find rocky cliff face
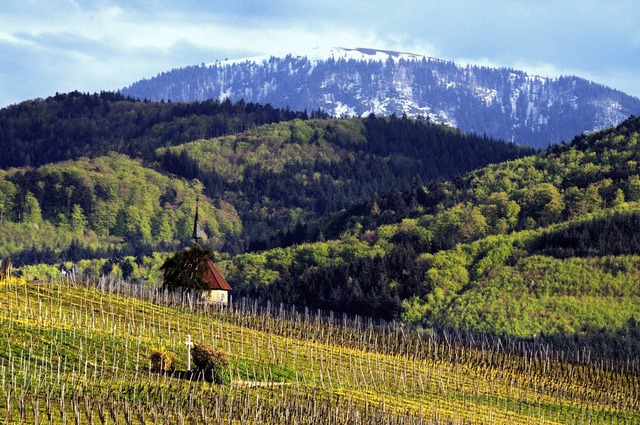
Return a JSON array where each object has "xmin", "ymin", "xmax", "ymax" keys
[{"xmin": 121, "ymin": 48, "xmax": 640, "ymax": 148}]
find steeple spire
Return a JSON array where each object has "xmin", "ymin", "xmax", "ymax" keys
[{"xmin": 192, "ymin": 196, "xmax": 201, "ymax": 244}]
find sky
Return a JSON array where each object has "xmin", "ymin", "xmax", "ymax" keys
[{"xmin": 1, "ymin": 0, "xmax": 639, "ymax": 108}]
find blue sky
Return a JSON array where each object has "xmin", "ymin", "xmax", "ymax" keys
[{"xmin": 1, "ymin": 0, "xmax": 638, "ymax": 108}]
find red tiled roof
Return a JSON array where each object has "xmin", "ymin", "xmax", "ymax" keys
[
  {"xmin": 193, "ymin": 244, "xmax": 232, "ymax": 291},
  {"xmin": 201, "ymin": 257, "xmax": 232, "ymax": 291}
]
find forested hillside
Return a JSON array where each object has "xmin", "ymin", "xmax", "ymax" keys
[
  {"xmin": 218, "ymin": 116, "xmax": 640, "ymax": 355},
  {"xmin": 4, "ymin": 92, "xmax": 639, "ymax": 353},
  {"xmin": 159, "ymin": 115, "xmax": 531, "ymax": 246},
  {"xmin": 0, "ymin": 91, "xmax": 310, "ymax": 168},
  {"xmin": 0, "ymin": 153, "xmax": 240, "ymax": 265},
  {"xmin": 0, "ymin": 95, "xmax": 532, "ymax": 262}
]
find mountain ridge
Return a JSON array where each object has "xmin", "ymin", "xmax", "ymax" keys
[{"xmin": 121, "ymin": 47, "xmax": 640, "ymax": 148}]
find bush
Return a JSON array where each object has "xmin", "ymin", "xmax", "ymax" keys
[
  {"xmin": 191, "ymin": 343, "xmax": 230, "ymax": 384},
  {"xmin": 149, "ymin": 348, "xmax": 176, "ymax": 372}
]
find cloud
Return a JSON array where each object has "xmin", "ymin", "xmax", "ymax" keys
[{"xmin": 0, "ymin": 0, "xmax": 638, "ymax": 107}]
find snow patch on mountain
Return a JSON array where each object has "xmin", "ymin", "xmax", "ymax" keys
[
  {"xmin": 214, "ymin": 47, "xmax": 426, "ymax": 68},
  {"xmin": 122, "ymin": 48, "xmax": 640, "ymax": 148}
]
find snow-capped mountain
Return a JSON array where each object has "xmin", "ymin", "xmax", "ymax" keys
[{"xmin": 121, "ymin": 47, "xmax": 640, "ymax": 148}]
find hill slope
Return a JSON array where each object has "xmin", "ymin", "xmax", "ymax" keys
[
  {"xmin": 0, "ymin": 153, "xmax": 241, "ymax": 264},
  {"xmin": 0, "ymin": 103, "xmax": 533, "ymax": 260},
  {"xmin": 121, "ymin": 47, "xmax": 640, "ymax": 148},
  {"xmin": 0, "ymin": 91, "xmax": 308, "ymax": 169},
  {"xmin": 218, "ymin": 116, "xmax": 640, "ymax": 352},
  {"xmin": 4, "ymin": 92, "xmax": 640, "ymax": 353},
  {"xmin": 159, "ymin": 116, "xmax": 532, "ymax": 247},
  {"xmin": 0, "ymin": 278, "xmax": 637, "ymax": 423}
]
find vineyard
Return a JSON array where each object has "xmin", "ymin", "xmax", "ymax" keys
[{"xmin": 0, "ymin": 277, "xmax": 638, "ymax": 424}]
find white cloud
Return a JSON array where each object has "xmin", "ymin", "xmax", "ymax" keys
[
  {"xmin": 0, "ymin": 31, "xmax": 34, "ymax": 45},
  {"xmin": 0, "ymin": 0, "xmax": 638, "ymax": 107}
]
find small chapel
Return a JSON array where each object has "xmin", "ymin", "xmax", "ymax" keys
[{"xmin": 160, "ymin": 198, "xmax": 232, "ymax": 305}]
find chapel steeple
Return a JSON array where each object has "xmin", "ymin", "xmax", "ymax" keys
[{"xmin": 192, "ymin": 196, "xmax": 201, "ymax": 244}]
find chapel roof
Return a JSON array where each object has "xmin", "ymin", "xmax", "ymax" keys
[{"xmin": 192, "ymin": 243, "xmax": 232, "ymax": 291}]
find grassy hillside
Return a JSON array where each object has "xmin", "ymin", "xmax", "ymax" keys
[
  {"xmin": 0, "ymin": 278, "xmax": 637, "ymax": 424},
  {"xmin": 7, "ymin": 116, "xmax": 640, "ymax": 353},
  {"xmin": 4, "ymin": 92, "xmax": 640, "ymax": 359}
]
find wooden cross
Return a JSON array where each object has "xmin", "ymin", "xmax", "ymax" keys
[{"xmin": 185, "ymin": 334, "xmax": 194, "ymax": 371}]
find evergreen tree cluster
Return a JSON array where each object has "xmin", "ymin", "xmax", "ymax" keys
[
  {"xmin": 0, "ymin": 91, "xmax": 309, "ymax": 168},
  {"xmin": 0, "ymin": 95, "xmax": 531, "ymax": 264},
  {"xmin": 0, "ymin": 153, "xmax": 241, "ymax": 265}
]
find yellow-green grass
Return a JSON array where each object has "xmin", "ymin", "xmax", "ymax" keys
[{"xmin": 0, "ymin": 278, "xmax": 637, "ymax": 424}]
